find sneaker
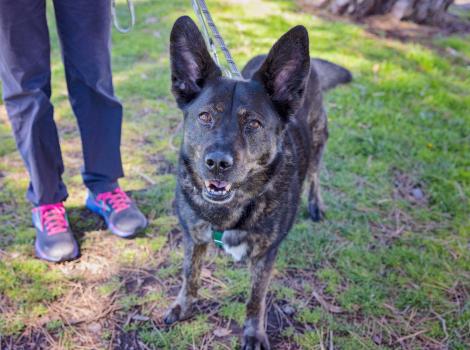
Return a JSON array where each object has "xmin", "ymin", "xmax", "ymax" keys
[
  {"xmin": 85, "ymin": 188, "xmax": 147, "ymax": 238},
  {"xmin": 32, "ymin": 203, "xmax": 80, "ymax": 262}
]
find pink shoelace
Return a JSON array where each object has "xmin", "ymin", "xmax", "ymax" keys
[
  {"xmin": 34, "ymin": 203, "xmax": 68, "ymax": 236},
  {"xmin": 96, "ymin": 188, "xmax": 131, "ymax": 213}
]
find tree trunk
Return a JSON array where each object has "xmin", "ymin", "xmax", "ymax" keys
[{"xmin": 307, "ymin": 0, "xmax": 456, "ymax": 26}]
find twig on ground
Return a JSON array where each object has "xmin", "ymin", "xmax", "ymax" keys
[
  {"xmin": 431, "ymin": 310, "xmax": 449, "ymax": 341},
  {"xmin": 311, "ymin": 290, "xmax": 343, "ymax": 314},
  {"xmin": 273, "ymin": 302, "xmax": 294, "ymax": 329},
  {"xmin": 137, "ymin": 171, "xmax": 156, "ymax": 185},
  {"xmin": 138, "ymin": 340, "xmax": 152, "ymax": 350},
  {"xmin": 318, "ymin": 328, "xmax": 326, "ymax": 350},
  {"xmin": 396, "ymin": 329, "xmax": 427, "ymax": 343}
]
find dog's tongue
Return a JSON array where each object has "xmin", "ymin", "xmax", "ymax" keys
[{"xmin": 209, "ymin": 180, "xmax": 228, "ymax": 189}]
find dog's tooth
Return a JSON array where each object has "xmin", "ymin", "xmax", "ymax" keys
[{"xmin": 226, "ymin": 184, "xmax": 232, "ymax": 191}]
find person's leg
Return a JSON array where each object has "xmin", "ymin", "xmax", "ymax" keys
[
  {"xmin": 0, "ymin": 0, "xmax": 79, "ymax": 262},
  {"xmin": 53, "ymin": 0, "xmax": 146, "ymax": 237},
  {"xmin": 52, "ymin": 0, "xmax": 124, "ymax": 194},
  {"xmin": 0, "ymin": 0, "xmax": 67, "ymax": 206}
]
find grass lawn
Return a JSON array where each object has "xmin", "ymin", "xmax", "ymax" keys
[{"xmin": 0, "ymin": 0, "xmax": 469, "ymax": 349}]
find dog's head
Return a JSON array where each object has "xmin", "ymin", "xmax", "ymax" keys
[{"xmin": 170, "ymin": 16, "xmax": 310, "ymax": 205}]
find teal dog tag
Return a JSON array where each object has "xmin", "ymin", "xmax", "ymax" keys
[{"xmin": 212, "ymin": 230, "xmax": 224, "ymax": 249}]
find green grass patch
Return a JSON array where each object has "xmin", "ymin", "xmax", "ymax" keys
[{"xmin": 139, "ymin": 315, "xmax": 211, "ymax": 349}]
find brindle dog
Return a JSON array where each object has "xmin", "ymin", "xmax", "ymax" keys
[{"xmin": 164, "ymin": 16, "xmax": 352, "ymax": 350}]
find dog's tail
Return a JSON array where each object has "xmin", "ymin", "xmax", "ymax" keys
[
  {"xmin": 311, "ymin": 58, "xmax": 352, "ymax": 92},
  {"xmin": 241, "ymin": 55, "xmax": 352, "ymax": 92}
]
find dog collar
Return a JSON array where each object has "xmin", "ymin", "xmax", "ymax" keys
[{"xmin": 212, "ymin": 230, "xmax": 224, "ymax": 249}]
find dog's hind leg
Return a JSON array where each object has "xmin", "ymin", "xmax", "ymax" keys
[
  {"xmin": 307, "ymin": 111, "xmax": 328, "ymax": 222},
  {"xmin": 243, "ymin": 249, "xmax": 278, "ymax": 350},
  {"xmin": 308, "ymin": 171, "xmax": 325, "ymax": 221},
  {"xmin": 164, "ymin": 233, "xmax": 208, "ymax": 324}
]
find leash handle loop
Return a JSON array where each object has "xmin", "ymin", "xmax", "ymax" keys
[{"xmin": 112, "ymin": 0, "xmax": 135, "ymax": 34}]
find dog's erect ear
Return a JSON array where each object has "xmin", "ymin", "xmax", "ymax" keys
[
  {"xmin": 170, "ymin": 16, "xmax": 221, "ymax": 108},
  {"xmin": 253, "ymin": 25, "xmax": 310, "ymax": 118}
]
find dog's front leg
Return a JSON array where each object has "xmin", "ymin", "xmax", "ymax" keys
[
  {"xmin": 164, "ymin": 233, "xmax": 208, "ymax": 324},
  {"xmin": 243, "ymin": 248, "xmax": 277, "ymax": 350}
]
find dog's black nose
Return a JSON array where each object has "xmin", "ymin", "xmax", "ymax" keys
[{"xmin": 205, "ymin": 151, "xmax": 233, "ymax": 172}]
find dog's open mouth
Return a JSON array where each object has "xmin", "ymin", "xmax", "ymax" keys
[{"xmin": 202, "ymin": 180, "xmax": 235, "ymax": 204}]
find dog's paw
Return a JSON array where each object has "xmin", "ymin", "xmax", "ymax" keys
[
  {"xmin": 163, "ymin": 302, "xmax": 192, "ymax": 325},
  {"xmin": 308, "ymin": 201, "xmax": 326, "ymax": 222},
  {"xmin": 242, "ymin": 327, "xmax": 270, "ymax": 350}
]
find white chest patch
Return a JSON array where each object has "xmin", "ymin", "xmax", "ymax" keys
[{"xmin": 223, "ymin": 242, "xmax": 248, "ymax": 262}]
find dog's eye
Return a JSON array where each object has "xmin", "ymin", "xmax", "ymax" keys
[
  {"xmin": 247, "ymin": 120, "xmax": 262, "ymax": 130},
  {"xmin": 198, "ymin": 112, "xmax": 212, "ymax": 125}
]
